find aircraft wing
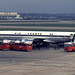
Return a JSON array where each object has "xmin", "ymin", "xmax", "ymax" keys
[
  {"xmin": 43, "ymin": 39, "xmax": 56, "ymax": 43},
  {"xmin": 20, "ymin": 37, "xmax": 59, "ymax": 44}
]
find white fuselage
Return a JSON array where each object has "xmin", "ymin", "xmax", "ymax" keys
[
  {"xmin": 0, "ymin": 31, "xmax": 74, "ymax": 43},
  {"xmin": 0, "ymin": 31, "xmax": 74, "ymax": 36}
]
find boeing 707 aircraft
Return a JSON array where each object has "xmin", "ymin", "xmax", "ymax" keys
[{"xmin": 0, "ymin": 31, "xmax": 74, "ymax": 48}]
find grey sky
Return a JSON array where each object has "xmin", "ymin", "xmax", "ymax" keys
[{"xmin": 0, "ymin": 0, "xmax": 75, "ymax": 13}]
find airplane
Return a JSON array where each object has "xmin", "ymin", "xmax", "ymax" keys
[{"xmin": 0, "ymin": 31, "xmax": 74, "ymax": 48}]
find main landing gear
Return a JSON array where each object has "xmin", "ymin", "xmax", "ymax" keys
[{"xmin": 54, "ymin": 44, "xmax": 59, "ymax": 50}]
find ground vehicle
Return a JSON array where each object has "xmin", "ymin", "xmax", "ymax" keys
[
  {"xmin": 10, "ymin": 40, "xmax": 32, "ymax": 51},
  {"xmin": 0, "ymin": 40, "xmax": 10, "ymax": 50},
  {"xmin": 64, "ymin": 42, "xmax": 75, "ymax": 52}
]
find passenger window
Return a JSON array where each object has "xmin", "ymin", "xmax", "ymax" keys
[
  {"xmin": 35, "ymin": 33, "xmax": 37, "ymax": 35},
  {"xmin": 40, "ymin": 33, "xmax": 42, "ymax": 35}
]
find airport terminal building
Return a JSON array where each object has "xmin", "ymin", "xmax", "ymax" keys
[{"xmin": 0, "ymin": 12, "xmax": 22, "ymax": 20}]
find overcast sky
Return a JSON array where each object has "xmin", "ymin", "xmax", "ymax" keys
[{"xmin": 0, "ymin": 0, "xmax": 75, "ymax": 13}]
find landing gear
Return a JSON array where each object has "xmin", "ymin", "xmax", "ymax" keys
[
  {"xmin": 33, "ymin": 39, "xmax": 50, "ymax": 50},
  {"xmin": 54, "ymin": 44, "xmax": 59, "ymax": 50},
  {"xmin": 43, "ymin": 42, "xmax": 50, "ymax": 50},
  {"xmin": 36, "ymin": 42, "xmax": 50, "ymax": 50}
]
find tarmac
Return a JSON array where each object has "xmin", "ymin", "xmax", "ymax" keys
[{"xmin": 0, "ymin": 48, "xmax": 75, "ymax": 75}]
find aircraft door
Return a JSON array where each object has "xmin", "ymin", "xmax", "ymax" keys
[{"xmin": 70, "ymin": 34, "xmax": 74, "ymax": 42}]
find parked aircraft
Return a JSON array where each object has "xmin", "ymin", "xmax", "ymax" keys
[{"xmin": 0, "ymin": 31, "xmax": 74, "ymax": 48}]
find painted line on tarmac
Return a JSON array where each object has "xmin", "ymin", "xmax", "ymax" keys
[
  {"xmin": 33, "ymin": 53, "xmax": 75, "ymax": 63},
  {"xmin": 0, "ymin": 62, "xmax": 35, "ymax": 70},
  {"xmin": 54, "ymin": 54, "xmax": 75, "ymax": 60},
  {"xmin": 0, "ymin": 53, "xmax": 75, "ymax": 70}
]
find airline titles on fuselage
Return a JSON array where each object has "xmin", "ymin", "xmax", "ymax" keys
[{"xmin": 15, "ymin": 32, "xmax": 53, "ymax": 35}]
